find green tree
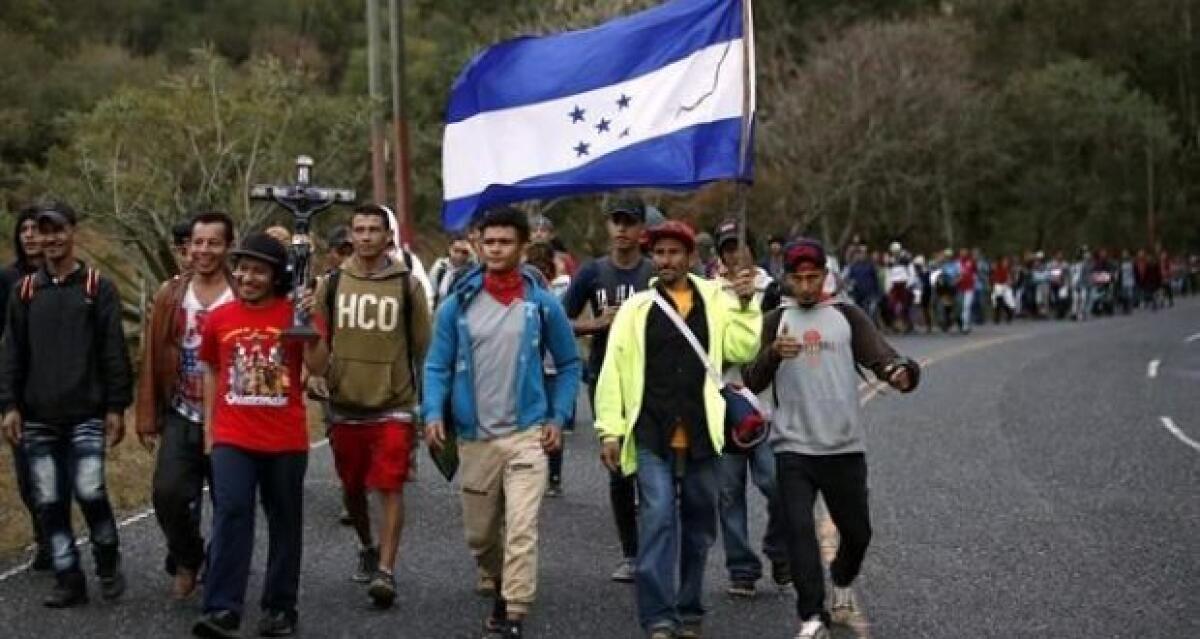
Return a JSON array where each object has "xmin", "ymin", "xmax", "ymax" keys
[{"xmin": 26, "ymin": 49, "xmax": 372, "ymax": 290}]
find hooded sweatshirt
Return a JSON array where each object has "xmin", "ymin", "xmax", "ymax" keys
[
  {"xmin": 314, "ymin": 254, "xmax": 432, "ymax": 419},
  {"xmin": 0, "ymin": 208, "xmax": 41, "ymax": 339}
]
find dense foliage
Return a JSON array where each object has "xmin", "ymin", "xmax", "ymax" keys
[{"xmin": 1, "ymin": 0, "xmax": 1196, "ymax": 272}]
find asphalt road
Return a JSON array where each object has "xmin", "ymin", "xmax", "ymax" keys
[{"xmin": 0, "ymin": 299, "xmax": 1197, "ymax": 638}]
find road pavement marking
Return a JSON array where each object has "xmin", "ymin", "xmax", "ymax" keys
[
  {"xmin": 1186, "ymin": 332, "xmax": 1200, "ymax": 344},
  {"xmin": 1159, "ymin": 417, "xmax": 1200, "ymax": 453},
  {"xmin": 1148, "ymin": 359, "xmax": 1161, "ymax": 379},
  {"xmin": 0, "ymin": 437, "xmax": 332, "ymax": 583}
]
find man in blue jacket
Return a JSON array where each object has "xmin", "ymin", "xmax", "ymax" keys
[{"xmin": 423, "ymin": 207, "xmax": 581, "ymax": 639}]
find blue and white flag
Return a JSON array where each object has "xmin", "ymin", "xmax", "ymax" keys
[{"xmin": 441, "ymin": 0, "xmax": 755, "ymax": 230}]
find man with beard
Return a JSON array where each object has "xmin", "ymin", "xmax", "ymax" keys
[
  {"xmin": 595, "ymin": 221, "xmax": 761, "ymax": 639},
  {"xmin": 136, "ymin": 211, "xmax": 237, "ymax": 599},
  {"xmin": 743, "ymin": 239, "xmax": 919, "ymax": 639}
]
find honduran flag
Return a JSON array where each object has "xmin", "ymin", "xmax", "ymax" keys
[{"xmin": 441, "ymin": 0, "xmax": 755, "ymax": 230}]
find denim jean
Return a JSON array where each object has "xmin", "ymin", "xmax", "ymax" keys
[
  {"xmin": 960, "ymin": 289, "xmax": 976, "ymax": 331},
  {"xmin": 204, "ymin": 445, "xmax": 307, "ymax": 617},
  {"xmin": 22, "ymin": 419, "xmax": 119, "ymax": 575},
  {"xmin": 634, "ymin": 447, "xmax": 718, "ymax": 632},
  {"xmin": 717, "ymin": 443, "xmax": 787, "ymax": 582}
]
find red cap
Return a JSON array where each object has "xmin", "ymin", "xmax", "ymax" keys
[
  {"xmin": 785, "ymin": 239, "xmax": 827, "ymax": 273},
  {"xmin": 646, "ymin": 220, "xmax": 696, "ymax": 253}
]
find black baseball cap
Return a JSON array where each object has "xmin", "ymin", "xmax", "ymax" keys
[
  {"xmin": 714, "ymin": 218, "xmax": 740, "ymax": 251},
  {"xmin": 605, "ymin": 197, "xmax": 646, "ymax": 223},
  {"xmin": 230, "ymin": 232, "xmax": 288, "ymax": 270},
  {"xmin": 35, "ymin": 202, "xmax": 78, "ymax": 228}
]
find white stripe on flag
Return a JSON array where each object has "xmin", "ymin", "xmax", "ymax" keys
[{"xmin": 443, "ymin": 38, "xmax": 746, "ymax": 201}]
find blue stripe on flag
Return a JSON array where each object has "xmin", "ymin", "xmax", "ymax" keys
[
  {"xmin": 446, "ymin": 0, "xmax": 742, "ymax": 124},
  {"xmin": 442, "ymin": 117, "xmax": 748, "ymax": 230}
]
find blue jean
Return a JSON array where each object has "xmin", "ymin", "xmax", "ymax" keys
[
  {"xmin": 204, "ymin": 445, "xmax": 307, "ymax": 617},
  {"xmin": 717, "ymin": 443, "xmax": 787, "ymax": 582},
  {"xmin": 635, "ymin": 447, "xmax": 718, "ymax": 632},
  {"xmin": 960, "ymin": 289, "xmax": 976, "ymax": 331},
  {"xmin": 21, "ymin": 419, "xmax": 119, "ymax": 575}
]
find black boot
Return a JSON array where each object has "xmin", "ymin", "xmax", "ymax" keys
[
  {"xmin": 44, "ymin": 570, "xmax": 88, "ymax": 608},
  {"xmin": 96, "ymin": 546, "xmax": 126, "ymax": 601},
  {"xmin": 31, "ymin": 543, "xmax": 54, "ymax": 572}
]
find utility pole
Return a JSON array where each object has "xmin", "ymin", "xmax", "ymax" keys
[
  {"xmin": 366, "ymin": 0, "xmax": 388, "ymax": 205},
  {"xmin": 388, "ymin": 0, "xmax": 414, "ymax": 246}
]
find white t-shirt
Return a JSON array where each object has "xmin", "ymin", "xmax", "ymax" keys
[{"xmin": 172, "ymin": 282, "xmax": 234, "ymax": 422}]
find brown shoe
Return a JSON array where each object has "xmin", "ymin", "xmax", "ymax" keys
[{"xmin": 171, "ymin": 566, "xmax": 198, "ymax": 600}]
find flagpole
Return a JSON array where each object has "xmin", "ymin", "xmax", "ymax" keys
[{"xmin": 736, "ymin": 0, "xmax": 755, "ymax": 264}]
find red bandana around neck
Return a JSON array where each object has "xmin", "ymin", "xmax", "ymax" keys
[{"xmin": 484, "ymin": 269, "xmax": 525, "ymax": 305}]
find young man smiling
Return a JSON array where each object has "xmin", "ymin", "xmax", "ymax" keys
[
  {"xmin": 0, "ymin": 201, "xmax": 133, "ymax": 608},
  {"xmin": 192, "ymin": 232, "xmax": 328, "ymax": 639},
  {"xmin": 137, "ymin": 211, "xmax": 237, "ymax": 600},
  {"xmin": 310, "ymin": 204, "xmax": 431, "ymax": 608},
  {"xmin": 423, "ymin": 207, "xmax": 580, "ymax": 639},
  {"xmin": 595, "ymin": 220, "xmax": 761, "ymax": 639}
]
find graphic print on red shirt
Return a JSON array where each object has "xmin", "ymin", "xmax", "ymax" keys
[{"xmin": 199, "ymin": 297, "xmax": 319, "ymax": 453}]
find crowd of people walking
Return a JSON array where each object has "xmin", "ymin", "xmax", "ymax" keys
[{"xmin": 3, "ymin": 194, "xmax": 1191, "ymax": 638}]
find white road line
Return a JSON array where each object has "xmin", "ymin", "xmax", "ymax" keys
[
  {"xmin": 1148, "ymin": 359, "xmax": 1161, "ymax": 379},
  {"xmin": 1186, "ymin": 332, "xmax": 1200, "ymax": 344},
  {"xmin": 1159, "ymin": 417, "xmax": 1200, "ymax": 453},
  {"xmin": 0, "ymin": 437, "xmax": 331, "ymax": 583}
]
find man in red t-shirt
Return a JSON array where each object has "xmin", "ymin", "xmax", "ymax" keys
[
  {"xmin": 957, "ymin": 248, "xmax": 978, "ymax": 333},
  {"xmin": 191, "ymin": 233, "xmax": 327, "ymax": 639}
]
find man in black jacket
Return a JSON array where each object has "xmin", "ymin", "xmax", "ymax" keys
[
  {"xmin": 0, "ymin": 201, "xmax": 133, "ymax": 608},
  {"xmin": 0, "ymin": 204, "xmax": 65, "ymax": 571}
]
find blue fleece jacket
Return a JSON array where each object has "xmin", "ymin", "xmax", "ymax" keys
[{"xmin": 421, "ymin": 266, "xmax": 581, "ymax": 440}]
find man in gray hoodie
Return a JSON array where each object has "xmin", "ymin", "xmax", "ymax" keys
[{"xmin": 744, "ymin": 239, "xmax": 919, "ymax": 639}]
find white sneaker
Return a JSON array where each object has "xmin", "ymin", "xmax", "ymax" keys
[
  {"xmin": 611, "ymin": 558, "xmax": 636, "ymax": 583},
  {"xmin": 794, "ymin": 617, "xmax": 829, "ymax": 639},
  {"xmin": 830, "ymin": 586, "xmax": 857, "ymax": 626}
]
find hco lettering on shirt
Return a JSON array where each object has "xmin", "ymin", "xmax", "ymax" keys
[{"xmin": 337, "ymin": 293, "xmax": 401, "ymax": 331}]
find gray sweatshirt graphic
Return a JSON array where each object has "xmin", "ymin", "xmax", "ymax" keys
[{"xmin": 744, "ymin": 302, "xmax": 901, "ymax": 455}]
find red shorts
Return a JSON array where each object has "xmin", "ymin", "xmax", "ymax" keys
[{"xmin": 330, "ymin": 420, "xmax": 414, "ymax": 495}]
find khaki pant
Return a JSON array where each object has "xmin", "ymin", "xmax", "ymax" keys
[{"xmin": 458, "ymin": 427, "xmax": 547, "ymax": 615}]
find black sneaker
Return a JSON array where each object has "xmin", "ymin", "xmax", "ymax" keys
[
  {"xmin": 483, "ymin": 597, "xmax": 507, "ymax": 636},
  {"xmin": 338, "ymin": 508, "xmax": 353, "ymax": 526},
  {"xmin": 44, "ymin": 571, "xmax": 88, "ymax": 608},
  {"xmin": 367, "ymin": 569, "xmax": 397, "ymax": 608},
  {"xmin": 192, "ymin": 610, "xmax": 241, "ymax": 638},
  {"xmin": 771, "ymin": 559, "xmax": 792, "ymax": 587},
  {"xmin": 31, "ymin": 544, "xmax": 54, "ymax": 572},
  {"xmin": 545, "ymin": 479, "xmax": 563, "ymax": 498},
  {"xmin": 353, "ymin": 546, "xmax": 379, "ymax": 583},
  {"xmin": 726, "ymin": 579, "xmax": 756, "ymax": 598},
  {"xmin": 98, "ymin": 554, "xmax": 127, "ymax": 601},
  {"xmin": 257, "ymin": 609, "xmax": 297, "ymax": 637}
]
